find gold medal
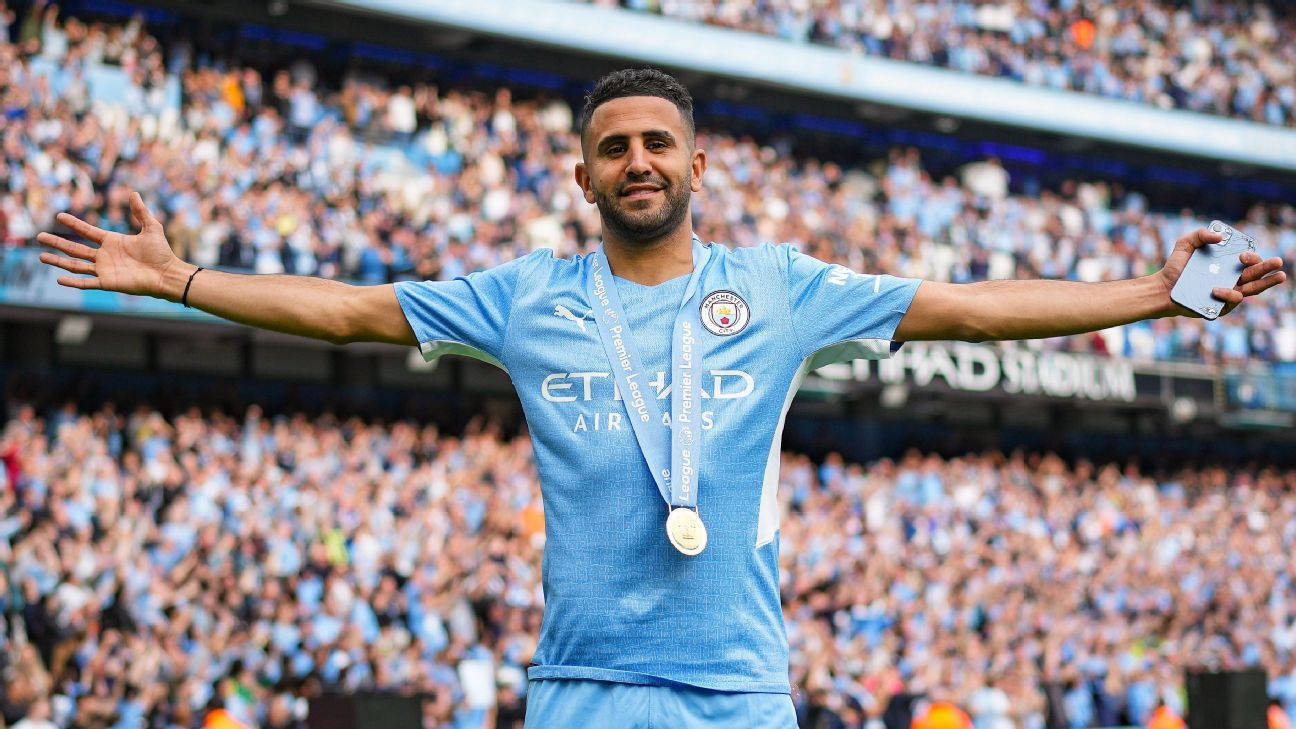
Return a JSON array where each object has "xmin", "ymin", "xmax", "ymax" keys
[{"xmin": 665, "ymin": 508, "xmax": 707, "ymax": 556}]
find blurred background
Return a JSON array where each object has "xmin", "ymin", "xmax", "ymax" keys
[{"xmin": 1, "ymin": 0, "xmax": 1295, "ymax": 727}]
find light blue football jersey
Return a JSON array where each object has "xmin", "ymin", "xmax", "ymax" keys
[{"xmin": 394, "ymin": 242, "xmax": 921, "ymax": 693}]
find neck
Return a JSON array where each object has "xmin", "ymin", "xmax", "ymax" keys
[{"xmin": 602, "ymin": 222, "xmax": 696, "ymax": 286}]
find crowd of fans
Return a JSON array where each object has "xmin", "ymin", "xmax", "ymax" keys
[
  {"xmin": 588, "ymin": 0, "xmax": 1296, "ymax": 128},
  {"xmin": 2, "ymin": 400, "xmax": 1296, "ymax": 729},
  {"xmin": 2, "ymin": 2, "xmax": 1294, "ymax": 365},
  {"xmin": 4, "ymin": 5, "xmax": 1296, "ymax": 729}
]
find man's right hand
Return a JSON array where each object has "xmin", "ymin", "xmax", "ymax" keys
[
  {"xmin": 36, "ymin": 191, "xmax": 192, "ymax": 301},
  {"xmin": 35, "ymin": 189, "xmax": 415, "ymax": 346}
]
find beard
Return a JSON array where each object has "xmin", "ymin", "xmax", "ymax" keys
[{"xmin": 593, "ymin": 173, "xmax": 692, "ymax": 246}]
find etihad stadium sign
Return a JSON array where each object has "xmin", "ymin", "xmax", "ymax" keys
[{"xmin": 814, "ymin": 342, "xmax": 1138, "ymax": 402}]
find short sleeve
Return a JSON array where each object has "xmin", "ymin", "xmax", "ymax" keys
[
  {"xmin": 393, "ymin": 253, "xmax": 540, "ymax": 368},
  {"xmin": 779, "ymin": 245, "xmax": 922, "ymax": 362}
]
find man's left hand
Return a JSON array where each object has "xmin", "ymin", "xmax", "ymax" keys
[{"xmin": 1157, "ymin": 227, "xmax": 1287, "ymax": 318}]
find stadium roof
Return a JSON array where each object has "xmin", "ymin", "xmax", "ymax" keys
[{"xmin": 312, "ymin": 0, "xmax": 1296, "ymax": 172}]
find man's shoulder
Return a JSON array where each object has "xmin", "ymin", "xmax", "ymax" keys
[
  {"xmin": 500, "ymin": 247, "xmax": 561, "ymax": 272},
  {"xmin": 709, "ymin": 241, "xmax": 795, "ymax": 270},
  {"xmin": 710, "ymin": 242, "xmax": 808, "ymax": 286},
  {"xmin": 520, "ymin": 247, "xmax": 588, "ymax": 271},
  {"xmin": 713, "ymin": 241, "xmax": 794, "ymax": 259},
  {"xmin": 470, "ymin": 247, "xmax": 583, "ymax": 284}
]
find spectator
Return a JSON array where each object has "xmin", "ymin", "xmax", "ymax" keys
[
  {"xmin": 10, "ymin": 698, "xmax": 58, "ymax": 729},
  {"xmin": 967, "ymin": 676, "xmax": 1012, "ymax": 729},
  {"xmin": 5, "ymin": 6, "xmax": 1292, "ymax": 366},
  {"xmin": 1146, "ymin": 701, "xmax": 1186, "ymax": 729},
  {"xmin": 912, "ymin": 699, "xmax": 974, "ymax": 729},
  {"xmin": 591, "ymin": 0, "xmax": 1296, "ymax": 127},
  {"xmin": 0, "ymin": 400, "xmax": 1291, "ymax": 726}
]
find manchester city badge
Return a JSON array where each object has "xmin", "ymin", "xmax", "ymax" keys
[{"xmin": 700, "ymin": 290, "xmax": 750, "ymax": 336}]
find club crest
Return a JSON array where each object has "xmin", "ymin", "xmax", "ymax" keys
[{"xmin": 700, "ymin": 290, "xmax": 750, "ymax": 336}]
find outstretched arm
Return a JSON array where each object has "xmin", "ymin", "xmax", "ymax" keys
[
  {"xmin": 36, "ymin": 192, "xmax": 416, "ymax": 346},
  {"xmin": 894, "ymin": 227, "xmax": 1287, "ymax": 342}
]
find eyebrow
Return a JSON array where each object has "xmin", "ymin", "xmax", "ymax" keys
[{"xmin": 596, "ymin": 129, "xmax": 677, "ymax": 153}]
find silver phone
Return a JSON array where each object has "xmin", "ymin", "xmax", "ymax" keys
[{"xmin": 1169, "ymin": 220, "xmax": 1255, "ymax": 320}]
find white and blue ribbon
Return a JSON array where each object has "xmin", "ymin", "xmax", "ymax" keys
[{"xmin": 585, "ymin": 237, "xmax": 711, "ymax": 510}]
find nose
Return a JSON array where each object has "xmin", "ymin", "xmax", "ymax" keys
[{"xmin": 625, "ymin": 141, "xmax": 651, "ymax": 177}]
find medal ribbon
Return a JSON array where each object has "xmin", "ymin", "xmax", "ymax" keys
[{"xmin": 585, "ymin": 237, "xmax": 710, "ymax": 509}]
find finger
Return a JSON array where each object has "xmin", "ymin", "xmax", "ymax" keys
[
  {"xmin": 1184, "ymin": 228, "xmax": 1224, "ymax": 249},
  {"xmin": 55, "ymin": 275, "xmax": 102, "ymax": 291},
  {"xmin": 1212, "ymin": 287, "xmax": 1244, "ymax": 306},
  {"xmin": 1239, "ymin": 251, "xmax": 1261, "ymax": 266},
  {"xmin": 1236, "ymin": 257, "xmax": 1284, "ymax": 285},
  {"xmin": 1236, "ymin": 270, "xmax": 1287, "ymax": 297},
  {"xmin": 54, "ymin": 212, "xmax": 111, "ymax": 244},
  {"xmin": 38, "ymin": 252, "xmax": 96, "ymax": 276},
  {"xmin": 35, "ymin": 232, "xmax": 99, "ymax": 261},
  {"xmin": 129, "ymin": 191, "xmax": 161, "ymax": 233}
]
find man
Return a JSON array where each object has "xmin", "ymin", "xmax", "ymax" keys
[{"xmin": 36, "ymin": 69, "xmax": 1285, "ymax": 727}]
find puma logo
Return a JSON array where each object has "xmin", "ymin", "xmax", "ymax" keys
[{"xmin": 553, "ymin": 305, "xmax": 589, "ymax": 332}]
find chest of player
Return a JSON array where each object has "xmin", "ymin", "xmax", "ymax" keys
[{"xmin": 508, "ymin": 283, "xmax": 794, "ymax": 436}]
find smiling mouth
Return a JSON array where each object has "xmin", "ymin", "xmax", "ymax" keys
[{"xmin": 620, "ymin": 184, "xmax": 664, "ymax": 198}]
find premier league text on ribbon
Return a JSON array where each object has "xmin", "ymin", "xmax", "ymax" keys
[
  {"xmin": 675, "ymin": 319, "xmax": 696, "ymax": 504},
  {"xmin": 584, "ymin": 239, "xmax": 713, "ymax": 554},
  {"xmin": 592, "ymin": 259, "xmax": 652, "ymax": 424}
]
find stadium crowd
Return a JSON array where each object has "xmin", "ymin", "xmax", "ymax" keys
[
  {"xmin": 587, "ymin": 0, "xmax": 1296, "ymax": 128},
  {"xmin": 5, "ymin": 8, "xmax": 1296, "ymax": 722},
  {"xmin": 2, "ymin": 2, "xmax": 1295, "ymax": 366},
  {"xmin": 2, "ymin": 401, "xmax": 1296, "ymax": 729}
]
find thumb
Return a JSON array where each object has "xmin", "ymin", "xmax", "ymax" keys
[
  {"xmin": 129, "ymin": 191, "xmax": 162, "ymax": 234},
  {"xmin": 1181, "ymin": 227, "xmax": 1223, "ymax": 253}
]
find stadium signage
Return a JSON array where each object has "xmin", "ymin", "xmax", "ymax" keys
[{"xmin": 816, "ymin": 342, "xmax": 1137, "ymax": 402}]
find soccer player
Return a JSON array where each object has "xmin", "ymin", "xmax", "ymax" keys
[{"xmin": 36, "ymin": 69, "xmax": 1286, "ymax": 728}]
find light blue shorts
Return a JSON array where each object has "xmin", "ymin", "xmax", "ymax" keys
[{"xmin": 523, "ymin": 679, "xmax": 797, "ymax": 729}]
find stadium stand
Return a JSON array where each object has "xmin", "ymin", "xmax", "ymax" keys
[
  {"xmin": 4, "ymin": 2, "xmax": 1296, "ymax": 728},
  {"xmin": 3, "ymin": 401, "xmax": 1296, "ymax": 728},
  {"xmin": 583, "ymin": 0, "xmax": 1296, "ymax": 127},
  {"xmin": 3, "ymin": 2, "xmax": 1293, "ymax": 365}
]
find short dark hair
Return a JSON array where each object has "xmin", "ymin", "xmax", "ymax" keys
[{"xmin": 580, "ymin": 68, "xmax": 695, "ymax": 145}]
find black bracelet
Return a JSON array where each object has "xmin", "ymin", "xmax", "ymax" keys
[{"xmin": 181, "ymin": 266, "xmax": 203, "ymax": 308}]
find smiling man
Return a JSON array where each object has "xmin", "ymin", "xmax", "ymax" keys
[{"xmin": 36, "ymin": 68, "xmax": 1286, "ymax": 728}]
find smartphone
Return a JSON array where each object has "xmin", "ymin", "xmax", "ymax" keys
[{"xmin": 1169, "ymin": 220, "xmax": 1255, "ymax": 320}]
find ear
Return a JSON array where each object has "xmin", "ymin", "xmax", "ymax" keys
[
  {"xmin": 574, "ymin": 161, "xmax": 596, "ymax": 204},
  {"xmin": 690, "ymin": 147, "xmax": 707, "ymax": 193}
]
